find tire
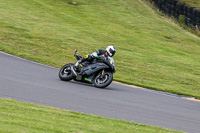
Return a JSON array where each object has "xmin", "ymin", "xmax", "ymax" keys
[
  {"xmin": 197, "ymin": 17, "xmax": 200, "ymax": 23},
  {"xmin": 172, "ymin": 0, "xmax": 177, "ymax": 6},
  {"xmin": 171, "ymin": 5, "xmax": 175, "ymax": 11},
  {"xmin": 179, "ymin": 4, "xmax": 184, "ymax": 11},
  {"xmin": 94, "ymin": 71, "xmax": 113, "ymax": 88},
  {"xmin": 198, "ymin": 12, "xmax": 200, "ymax": 18},
  {"xmin": 59, "ymin": 63, "xmax": 74, "ymax": 81},
  {"xmin": 188, "ymin": 7, "xmax": 193, "ymax": 14}
]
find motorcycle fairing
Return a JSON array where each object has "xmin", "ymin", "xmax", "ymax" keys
[
  {"xmin": 103, "ymin": 60, "xmax": 115, "ymax": 72},
  {"xmin": 75, "ymin": 73, "xmax": 96, "ymax": 84},
  {"xmin": 83, "ymin": 63, "xmax": 109, "ymax": 76}
]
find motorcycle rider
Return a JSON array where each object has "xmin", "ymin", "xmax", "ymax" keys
[{"xmin": 74, "ymin": 45, "xmax": 116, "ymax": 73}]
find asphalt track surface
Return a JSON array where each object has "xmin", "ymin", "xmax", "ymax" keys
[{"xmin": 1, "ymin": 51, "xmax": 200, "ymax": 133}]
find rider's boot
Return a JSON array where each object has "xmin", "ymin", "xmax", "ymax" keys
[
  {"xmin": 74, "ymin": 60, "xmax": 84, "ymax": 75},
  {"xmin": 75, "ymin": 60, "xmax": 79, "ymax": 67},
  {"xmin": 74, "ymin": 60, "xmax": 81, "ymax": 71},
  {"xmin": 70, "ymin": 65, "xmax": 77, "ymax": 76}
]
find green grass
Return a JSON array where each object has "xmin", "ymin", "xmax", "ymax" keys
[
  {"xmin": 177, "ymin": 0, "xmax": 200, "ymax": 10},
  {"xmin": 0, "ymin": 0, "xmax": 200, "ymax": 98},
  {"xmin": 0, "ymin": 98, "xmax": 183, "ymax": 133}
]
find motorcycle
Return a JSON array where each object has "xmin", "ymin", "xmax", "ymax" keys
[{"xmin": 58, "ymin": 50, "xmax": 116, "ymax": 88}]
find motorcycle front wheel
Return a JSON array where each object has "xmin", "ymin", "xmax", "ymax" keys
[
  {"xmin": 59, "ymin": 63, "xmax": 74, "ymax": 81},
  {"xmin": 94, "ymin": 71, "xmax": 113, "ymax": 88}
]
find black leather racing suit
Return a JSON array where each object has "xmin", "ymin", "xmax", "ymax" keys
[
  {"xmin": 79, "ymin": 49, "xmax": 107, "ymax": 63},
  {"xmin": 75, "ymin": 49, "xmax": 115, "ymax": 73}
]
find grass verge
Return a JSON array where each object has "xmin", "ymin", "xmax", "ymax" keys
[
  {"xmin": 0, "ymin": 98, "xmax": 183, "ymax": 133},
  {"xmin": 177, "ymin": 0, "xmax": 200, "ymax": 10}
]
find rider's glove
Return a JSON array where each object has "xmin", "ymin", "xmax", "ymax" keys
[{"xmin": 96, "ymin": 55, "xmax": 105, "ymax": 61}]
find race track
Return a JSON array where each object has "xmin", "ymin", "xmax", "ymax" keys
[{"xmin": 0, "ymin": 51, "xmax": 200, "ymax": 133}]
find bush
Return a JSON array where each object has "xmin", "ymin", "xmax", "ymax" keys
[{"xmin": 179, "ymin": 15, "xmax": 186, "ymax": 25}]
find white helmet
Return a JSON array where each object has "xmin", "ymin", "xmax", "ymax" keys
[{"xmin": 106, "ymin": 45, "xmax": 116, "ymax": 57}]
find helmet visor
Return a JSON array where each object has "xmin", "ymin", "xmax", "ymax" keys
[{"xmin": 108, "ymin": 49, "xmax": 115, "ymax": 57}]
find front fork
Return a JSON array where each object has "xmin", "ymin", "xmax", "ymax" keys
[{"xmin": 98, "ymin": 69, "xmax": 105, "ymax": 79}]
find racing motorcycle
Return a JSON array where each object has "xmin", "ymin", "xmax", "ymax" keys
[{"xmin": 58, "ymin": 50, "xmax": 116, "ymax": 88}]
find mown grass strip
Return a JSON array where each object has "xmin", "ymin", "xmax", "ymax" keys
[
  {"xmin": 177, "ymin": 0, "xmax": 200, "ymax": 10},
  {"xmin": 0, "ymin": 98, "xmax": 183, "ymax": 133}
]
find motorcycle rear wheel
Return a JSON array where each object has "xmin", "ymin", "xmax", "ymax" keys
[
  {"xmin": 59, "ymin": 63, "xmax": 74, "ymax": 81},
  {"xmin": 94, "ymin": 71, "xmax": 113, "ymax": 88}
]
